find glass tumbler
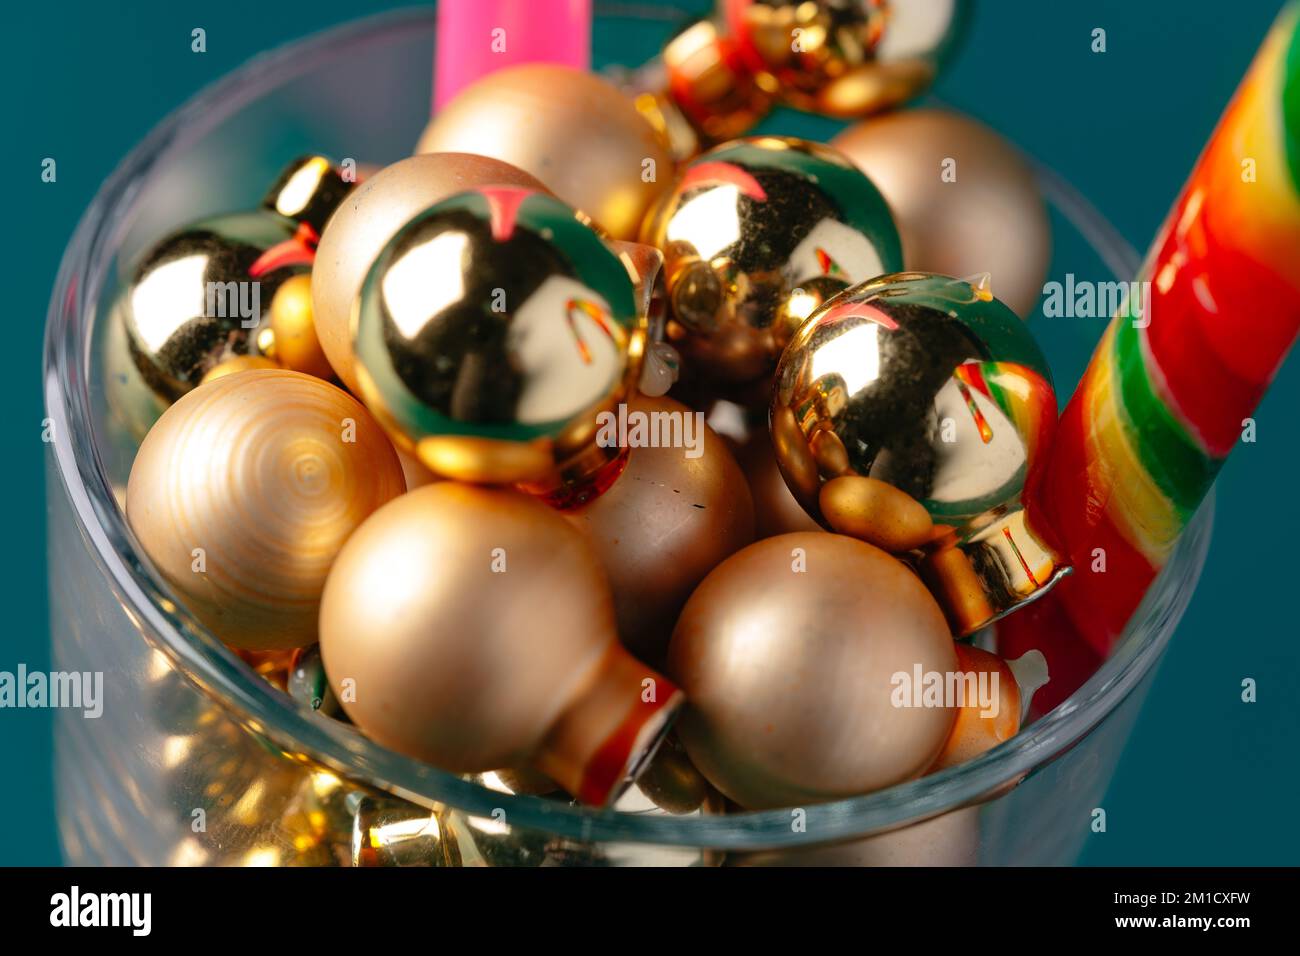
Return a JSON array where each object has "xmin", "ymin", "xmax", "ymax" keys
[{"xmin": 44, "ymin": 7, "xmax": 1213, "ymax": 866}]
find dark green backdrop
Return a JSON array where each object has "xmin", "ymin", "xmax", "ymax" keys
[{"xmin": 6, "ymin": 0, "xmax": 1297, "ymax": 864}]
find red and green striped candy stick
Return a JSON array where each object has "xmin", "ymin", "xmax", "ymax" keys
[{"xmin": 1035, "ymin": 3, "xmax": 1300, "ymax": 655}]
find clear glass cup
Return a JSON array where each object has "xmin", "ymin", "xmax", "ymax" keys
[{"xmin": 44, "ymin": 8, "xmax": 1213, "ymax": 866}]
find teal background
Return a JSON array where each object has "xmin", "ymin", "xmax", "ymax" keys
[{"xmin": 6, "ymin": 1, "xmax": 1297, "ymax": 864}]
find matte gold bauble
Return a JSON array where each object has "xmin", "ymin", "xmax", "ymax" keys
[
  {"xmin": 126, "ymin": 369, "xmax": 405, "ymax": 650},
  {"xmin": 312, "ymin": 153, "xmax": 547, "ymax": 394},
  {"xmin": 266, "ymin": 273, "xmax": 333, "ymax": 381},
  {"xmin": 831, "ymin": 109, "xmax": 1050, "ymax": 317},
  {"xmin": 564, "ymin": 395, "xmax": 755, "ymax": 663},
  {"xmin": 318, "ymin": 483, "xmax": 682, "ymax": 805},
  {"xmin": 667, "ymin": 532, "xmax": 956, "ymax": 808},
  {"xmin": 416, "ymin": 65, "xmax": 674, "ymax": 240}
]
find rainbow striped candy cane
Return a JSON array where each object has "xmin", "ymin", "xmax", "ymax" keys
[{"xmin": 1037, "ymin": 2, "xmax": 1300, "ymax": 654}]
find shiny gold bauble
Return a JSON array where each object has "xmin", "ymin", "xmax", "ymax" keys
[
  {"xmin": 261, "ymin": 155, "xmax": 354, "ymax": 235},
  {"xmin": 770, "ymin": 273, "xmax": 1066, "ymax": 635},
  {"xmin": 265, "ymin": 274, "xmax": 333, "ymax": 381},
  {"xmin": 318, "ymin": 483, "xmax": 682, "ymax": 805},
  {"xmin": 126, "ymin": 369, "xmax": 405, "ymax": 649},
  {"xmin": 636, "ymin": 17, "xmax": 772, "ymax": 160},
  {"xmin": 124, "ymin": 211, "xmax": 314, "ymax": 402},
  {"xmin": 725, "ymin": 0, "xmax": 965, "ymax": 118},
  {"xmin": 641, "ymin": 136, "xmax": 901, "ymax": 393},
  {"xmin": 312, "ymin": 153, "xmax": 547, "ymax": 394},
  {"xmin": 564, "ymin": 395, "xmax": 755, "ymax": 663},
  {"xmin": 416, "ymin": 65, "xmax": 674, "ymax": 240},
  {"xmin": 667, "ymin": 532, "xmax": 956, "ymax": 808},
  {"xmin": 352, "ymin": 187, "xmax": 646, "ymax": 498},
  {"xmin": 831, "ymin": 109, "xmax": 1050, "ymax": 317}
]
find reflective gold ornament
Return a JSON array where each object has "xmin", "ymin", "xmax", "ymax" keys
[
  {"xmin": 311, "ymin": 152, "xmax": 547, "ymax": 395},
  {"xmin": 123, "ymin": 156, "xmax": 350, "ymax": 403},
  {"xmin": 725, "ymin": 0, "xmax": 966, "ymax": 117},
  {"xmin": 396, "ymin": 447, "xmax": 439, "ymax": 490},
  {"xmin": 126, "ymin": 369, "xmax": 405, "ymax": 649},
  {"xmin": 668, "ymin": 532, "xmax": 956, "ymax": 808},
  {"xmin": 123, "ymin": 211, "xmax": 314, "ymax": 402},
  {"xmin": 353, "ymin": 187, "xmax": 648, "ymax": 502},
  {"xmin": 831, "ymin": 109, "xmax": 1051, "ymax": 317},
  {"xmin": 262, "ymin": 155, "xmax": 354, "ymax": 234},
  {"xmin": 235, "ymin": 647, "xmax": 295, "ymax": 692},
  {"xmin": 629, "ymin": 18, "xmax": 773, "ymax": 161},
  {"xmin": 416, "ymin": 65, "xmax": 675, "ymax": 240},
  {"xmin": 318, "ymin": 483, "xmax": 683, "ymax": 805},
  {"xmin": 770, "ymin": 273, "xmax": 1068, "ymax": 635},
  {"xmin": 642, "ymin": 136, "xmax": 901, "ymax": 394}
]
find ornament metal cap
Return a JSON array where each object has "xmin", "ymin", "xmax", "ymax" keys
[
  {"xmin": 535, "ymin": 646, "xmax": 683, "ymax": 806},
  {"xmin": 919, "ymin": 509, "xmax": 1070, "ymax": 636}
]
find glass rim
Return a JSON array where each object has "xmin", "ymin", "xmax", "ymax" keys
[{"xmin": 42, "ymin": 7, "xmax": 1215, "ymax": 850}]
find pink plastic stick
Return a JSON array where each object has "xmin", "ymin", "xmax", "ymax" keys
[{"xmin": 434, "ymin": 0, "xmax": 593, "ymax": 111}]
